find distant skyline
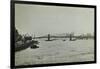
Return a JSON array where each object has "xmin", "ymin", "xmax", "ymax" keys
[{"xmin": 15, "ymin": 4, "xmax": 94, "ymax": 36}]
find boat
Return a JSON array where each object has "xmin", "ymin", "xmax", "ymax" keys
[
  {"xmin": 30, "ymin": 45, "xmax": 39, "ymax": 49},
  {"xmin": 15, "ymin": 40, "xmax": 39, "ymax": 52}
]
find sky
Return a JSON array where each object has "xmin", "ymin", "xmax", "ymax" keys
[{"xmin": 15, "ymin": 4, "xmax": 94, "ymax": 36}]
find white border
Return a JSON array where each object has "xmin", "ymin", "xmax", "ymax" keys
[{"xmin": 0, "ymin": 0, "xmax": 99, "ymax": 69}]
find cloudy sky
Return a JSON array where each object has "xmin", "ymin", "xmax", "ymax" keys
[{"xmin": 15, "ymin": 4, "xmax": 94, "ymax": 36}]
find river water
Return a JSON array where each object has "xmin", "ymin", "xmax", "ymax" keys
[{"xmin": 15, "ymin": 39, "xmax": 94, "ymax": 66}]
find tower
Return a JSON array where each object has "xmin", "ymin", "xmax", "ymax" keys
[{"xmin": 47, "ymin": 34, "xmax": 50, "ymax": 41}]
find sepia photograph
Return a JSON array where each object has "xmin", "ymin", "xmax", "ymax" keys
[{"xmin": 11, "ymin": 1, "xmax": 96, "ymax": 68}]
